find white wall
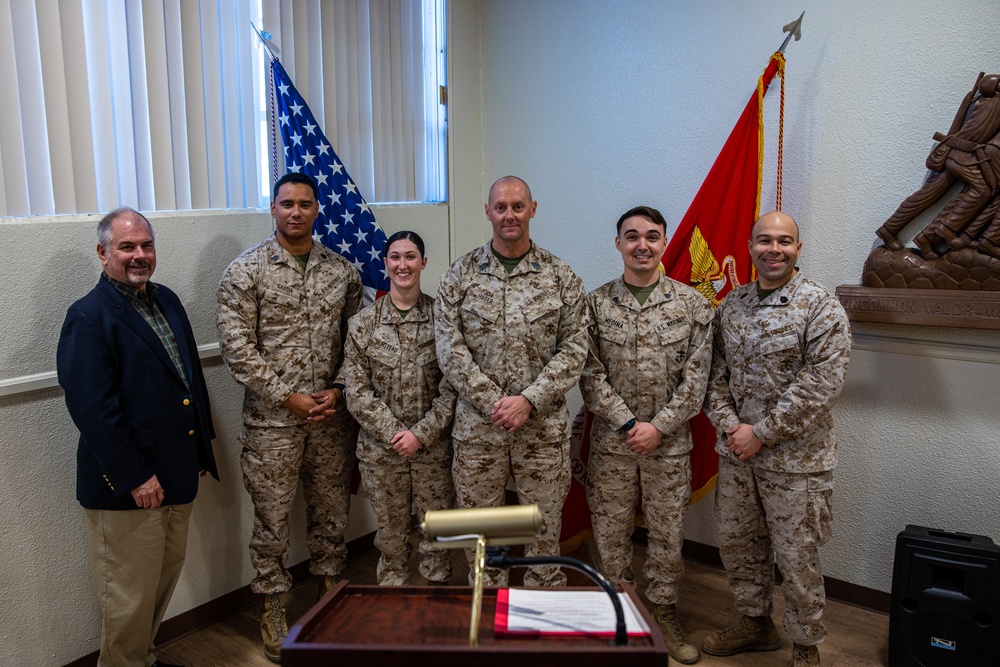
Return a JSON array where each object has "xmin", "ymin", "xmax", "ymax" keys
[
  {"xmin": 478, "ymin": 0, "xmax": 1000, "ymax": 594},
  {"xmin": 447, "ymin": 0, "xmax": 490, "ymax": 256}
]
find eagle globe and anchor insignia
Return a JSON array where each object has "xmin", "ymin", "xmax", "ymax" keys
[{"xmin": 684, "ymin": 226, "xmax": 752, "ymax": 307}]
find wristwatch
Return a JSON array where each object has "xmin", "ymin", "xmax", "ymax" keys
[{"xmin": 619, "ymin": 418, "xmax": 636, "ymax": 433}]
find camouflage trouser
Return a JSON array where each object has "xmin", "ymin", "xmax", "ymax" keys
[
  {"xmin": 716, "ymin": 456, "xmax": 833, "ymax": 645},
  {"xmin": 452, "ymin": 438, "xmax": 571, "ymax": 587},
  {"xmin": 240, "ymin": 414, "xmax": 354, "ymax": 594},
  {"xmin": 359, "ymin": 448, "xmax": 454, "ymax": 585},
  {"xmin": 587, "ymin": 449, "xmax": 690, "ymax": 605}
]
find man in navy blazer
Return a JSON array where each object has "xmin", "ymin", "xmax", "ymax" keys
[{"xmin": 58, "ymin": 207, "xmax": 218, "ymax": 667}]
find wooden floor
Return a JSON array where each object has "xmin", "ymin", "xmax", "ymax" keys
[{"xmin": 155, "ymin": 542, "xmax": 889, "ymax": 666}]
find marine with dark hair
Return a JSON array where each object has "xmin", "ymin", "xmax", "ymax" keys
[
  {"xmin": 343, "ymin": 230, "xmax": 456, "ymax": 585},
  {"xmin": 217, "ymin": 174, "xmax": 362, "ymax": 662},
  {"xmin": 580, "ymin": 205, "xmax": 712, "ymax": 664}
]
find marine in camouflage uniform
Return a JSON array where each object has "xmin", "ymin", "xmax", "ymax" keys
[
  {"xmin": 343, "ymin": 291, "xmax": 455, "ymax": 585},
  {"xmin": 217, "ymin": 177, "xmax": 362, "ymax": 602},
  {"xmin": 580, "ymin": 206, "xmax": 712, "ymax": 664},
  {"xmin": 434, "ymin": 176, "xmax": 589, "ymax": 587},
  {"xmin": 703, "ymin": 211, "xmax": 850, "ymax": 666}
]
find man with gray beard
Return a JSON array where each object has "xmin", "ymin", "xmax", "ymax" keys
[{"xmin": 58, "ymin": 207, "xmax": 218, "ymax": 667}]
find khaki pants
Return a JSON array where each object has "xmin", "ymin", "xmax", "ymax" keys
[{"xmin": 85, "ymin": 502, "xmax": 193, "ymax": 667}]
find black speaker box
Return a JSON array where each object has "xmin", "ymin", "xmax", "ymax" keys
[{"xmin": 889, "ymin": 525, "xmax": 1000, "ymax": 666}]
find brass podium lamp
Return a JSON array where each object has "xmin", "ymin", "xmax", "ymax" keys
[
  {"xmin": 421, "ymin": 505, "xmax": 628, "ymax": 647},
  {"xmin": 421, "ymin": 505, "xmax": 544, "ymax": 646}
]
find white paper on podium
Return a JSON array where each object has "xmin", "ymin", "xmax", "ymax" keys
[{"xmin": 496, "ymin": 589, "xmax": 652, "ymax": 636}]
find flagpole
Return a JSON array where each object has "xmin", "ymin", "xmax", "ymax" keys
[
  {"xmin": 778, "ymin": 12, "xmax": 804, "ymax": 53},
  {"xmin": 250, "ymin": 22, "xmax": 280, "ymax": 187},
  {"xmin": 771, "ymin": 12, "xmax": 803, "ymax": 211},
  {"xmin": 761, "ymin": 13, "xmax": 803, "ymax": 101},
  {"xmin": 250, "ymin": 22, "xmax": 277, "ymax": 63}
]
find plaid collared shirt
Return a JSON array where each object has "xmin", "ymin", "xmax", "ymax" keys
[{"xmin": 105, "ymin": 273, "xmax": 190, "ymax": 390}]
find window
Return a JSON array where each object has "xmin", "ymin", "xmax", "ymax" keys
[
  {"xmin": 0, "ymin": 1, "xmax": 259, "ymax": 216},
  {"xmin": 0, "ymin": 0, "xmax": 447, "ymax": 217},
  {"xmin": 256, "ymin": 0, "xmax": 447, "ymax": 206}
]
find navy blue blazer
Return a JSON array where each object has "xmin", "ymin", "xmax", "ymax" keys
[{"xmin": 57, "ymin": 276, "xmax": 219, "ymax": 510}]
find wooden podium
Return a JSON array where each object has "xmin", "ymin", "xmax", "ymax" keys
[{"xmin": 282, "ymin": 581, "xmax": 668, "ymax": 666}]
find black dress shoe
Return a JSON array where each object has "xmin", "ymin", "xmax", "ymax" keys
[{"xmin": 152, "ymin": 660, "xmax": 184, "ymax": 667}]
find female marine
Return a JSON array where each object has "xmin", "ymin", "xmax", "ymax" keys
[{"xmin": 343, "ymin": 231, "xmax": 455, "ymax": 584}]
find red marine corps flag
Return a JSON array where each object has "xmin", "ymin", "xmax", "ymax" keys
[
  {"xmin": 661, "ymin": 50, "xmax": 788, "ymax": 503},
  {"xmin": 561, "ymin": 24, "xmax": 798, "ymax": 548}
]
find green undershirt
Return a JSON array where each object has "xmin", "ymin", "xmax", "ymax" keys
[
  {"xmin": 491, "ymin": 245, "xmax": 529, "ymax": 273},
  {"xmin": 757, "ymin": 286, "xmax": 779, "ymax": 301},
  {"xmin": 624, "ymin": 281, "xmax": 656, "ymax": 306},
  {"xmin": 292, "ymin": 251, "xmax": 310, "ymax": 271}
]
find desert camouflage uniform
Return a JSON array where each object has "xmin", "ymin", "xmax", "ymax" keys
[
  {"xmin": 217, "ymin": 236, "xmax": 362, "ymax": 594},
  {"xmin": 343, "ymin": 292, "xmax": 455, "ymax": 585},
  {"xmin": 434, "ymin": 241, "xmax": 589, "ymax": 587},
  {"xmin": 705, "ymin": 271, "xmax": 851, "ymax": 646},
  {"xmin": 580, "ymin": 275, "xmax": 712, "ymax": 605}
]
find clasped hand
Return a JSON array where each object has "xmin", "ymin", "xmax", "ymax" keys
[
  {"xmin": 283, "ymin": 388, "xmax": 342, "ymax": 423},
  {"xmin": 725, "ymin": 423, "xmax": 763, "ymax": 461},
  {"xmin": 491, "ymin": 395, "xmax": 532, "ymax": 433}
]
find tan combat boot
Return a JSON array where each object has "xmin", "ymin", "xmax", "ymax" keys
[
  {"xmin": 260, "ymin": 592, "xmax": 288, "ymax": 664},
  {"xmin": 652, "ymin": 604, "xmax": 700, "ymax": 664},
  {"xmin": 792, "ymin": 643, "xmax": 821, "ymax": 666},
  {"xmin": 702, "ymin": 614, "xmax": 781, "ymax": 656},
  {"xmin": 317, "ymin": 575, "xmax": 336, "ymax": 600}
]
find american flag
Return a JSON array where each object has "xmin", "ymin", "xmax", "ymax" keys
[{"xmin": 271, "ymin": 59, "xmax": 389, "ymax": 302}]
